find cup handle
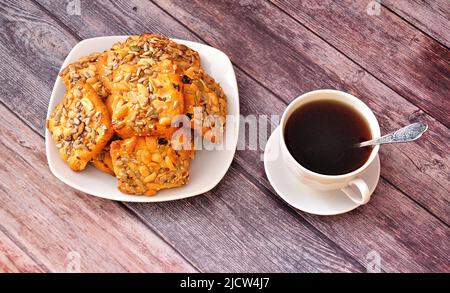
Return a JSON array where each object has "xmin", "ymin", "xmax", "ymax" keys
[{"xmin": 341, "ymin": 178, "xmax": 371, "ymax": 205}]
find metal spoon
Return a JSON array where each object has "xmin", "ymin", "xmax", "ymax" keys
[{"xmin": 355, "ymin": 122, "xmax": 428, "ymax": 148}]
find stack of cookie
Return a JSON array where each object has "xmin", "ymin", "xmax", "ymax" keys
[{"xmin": 47, "ymin": 34, "xmax": 227, "ymax": 196}]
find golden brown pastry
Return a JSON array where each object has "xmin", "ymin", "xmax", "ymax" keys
[
  {"xmin": 59, "ymin": 52, "xmax": 109, "ymax": 99},
  {"xmin": 48, "ymin": 33, "xmax": 228, "ymax": 197},
  {"xmin": 91, "ymin": 142, "xmax": 115, "ymax": 176},
  {"xmin": 96, "ymin": 33, "xmax": 200, "ymax": 94},
  {"xmin": 182, "ymin": 66, "xmax": 227, "ymax": 142},
  {"xmin": 108, "ymin": 59, "xmax": 185, "ymax": 138},
  {"xmin": 47, "ymin": 82, "xmax": 114, "ymax": 171},
  {"xmin": 110, "ymin": 134, "xmax": 194, "ymax": 196}
]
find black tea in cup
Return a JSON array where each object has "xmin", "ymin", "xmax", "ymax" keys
[{"xmin": 284, "ymin": 100, "xmax": 373, "ymax": 175}]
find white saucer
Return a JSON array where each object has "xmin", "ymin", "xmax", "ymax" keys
[{"xmin": 264, "ymin": 126, "xmax": 380, "ymax": 215}]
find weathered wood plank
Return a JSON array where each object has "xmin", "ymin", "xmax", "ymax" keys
[
  {"xmin": 11, "ymin": 0, "xmax": 450, "ymax": 271},
  {"xmin": 132, "ymin": 166, "xmax": 366, "ymax": 272},
  {"xmin": 270, "ymin": 0, "xmax": 450, "ymax": 126},
  {"xmin": 302, "ymin": 179, "xmax": 450, "ymax": 273},
  {"xmin": 0, "ymin": 2, "xmax": 196, "ymax": 271},
  {"xmin": 232, "ymin": 69, "xmax": 450, "ymax": 272},
  {"xmin": 0, "ymin": 103, "xmax": 197, "ymax": 272},
  {"xmin": 1, "ymin": 115, "xmax": 363, "ymax": 273},
  {"xmin": 29, "ymin": 0, "xmax": 449, "ymax": 224},
  {"xmin": 0, "ymin": 0, "xmax": 72, "ymax": 132},
  {"xmin": 146, "ymin": 0, "xmax": 450, "ymax": 271},
  {"xmin": 138, "ymin": 155, "xmax": 450, "ymax": 272},
  {"xmin": 0, "ymin": 229, "xmax": 45, "ymax": 272},
  {"xmin": 383, "ymin": 0, "xmax": 450, "ymax": 47},
  {"xmin": 0, "ymin": 0, "xmax": 364, "ymax": 272},
  {"xmin": 151, "ymin": 0, "xmax": 450, "ymax": 223}
]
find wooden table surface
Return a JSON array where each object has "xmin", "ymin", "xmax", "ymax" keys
[{"xmin": 0, "ymin": 0, "xmax": 449, "ymax": 273}]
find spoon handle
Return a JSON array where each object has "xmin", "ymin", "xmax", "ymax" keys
[{"xmin": 358, "ymin": 122, "xmax": 428, "ymax": 147}]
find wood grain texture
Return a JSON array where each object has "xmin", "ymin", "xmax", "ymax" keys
[
  {"xmin": 152, "ymin": 0, "xmax": 450, "ymax": 223},
  {"xmin": 383, "ymin": 0, "xmax": 450, "ymax": 47},
  {"xmin": 29, "ymin": 0, "xmax": 449, "ymax": 227},
  {"xmin": 0, "ymin": 103, "xmax": 197, "ymax": 272},
  {"xmin": 149, "ymin": 0, "xmax": 450, "ymax": 271},
  {"xmin": 232, "ymin": 70, "xmax": 450, "ymax": 272},
  {"xmin": 0, "ymin": 2, "xmax": 196, "ymax": 271},
  {"xmin": 131, "ymin": 166, "xmax": 365, "ymax": 272},
  {"xmin": 0, "ymin": 229, "xmax": 45, "ymax": 272},
  {"xmin": 0, "ymin": 0, "xmax": 365, "ymax": 272},
  {"xmin": 0, "ymin": 0, "xmax": 73, "ymax": 132},
  {"xmin": 270, "ymin": 0, "xmax": 450, "ymax": 127},
  {"xmin": 12, "ymin": 0, "xmax": 448, "ymax": 272}
]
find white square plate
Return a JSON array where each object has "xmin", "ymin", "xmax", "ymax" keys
[{"xmin": 46, "ymin": 36, "xmax": 239, "ymax": 202}]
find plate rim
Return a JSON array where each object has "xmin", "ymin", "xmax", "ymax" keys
[{"xmin": 45, "ymin": 35, "xmax": 240, "ymax": 202}]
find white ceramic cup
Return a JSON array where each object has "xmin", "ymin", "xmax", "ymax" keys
[{"xmin": 279, "ymin": 89, "xmax": 380, "ymax": 205}]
